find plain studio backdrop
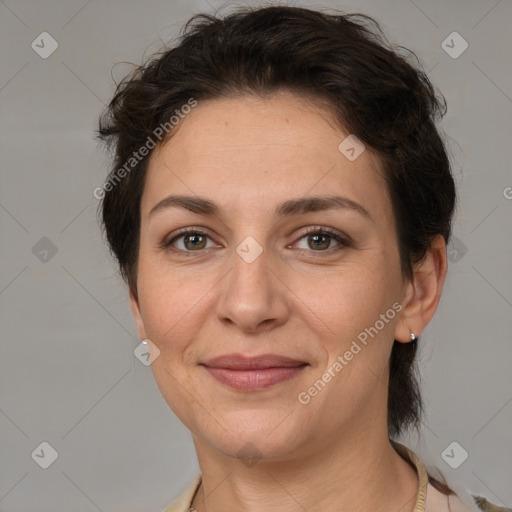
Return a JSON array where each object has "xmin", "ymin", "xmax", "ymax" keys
[{"xmin": 0, "ymin": 0, "xmax": 511, "ymax": 511}]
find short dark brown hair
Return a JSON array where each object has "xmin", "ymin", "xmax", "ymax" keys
[{"xmin": 97, "ymin": 5, "xmax": 455, "ymax": 441}]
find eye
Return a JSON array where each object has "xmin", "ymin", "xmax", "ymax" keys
[
  {"xmin": 161, "ymin": 226, "xmax": 350, "ymax": 255},
  {"xmin": 293, "ymin": 226, "xmax": 349, "ymax": 252},
  {"xmin": 163, "ymin": 228, "xmax": 217, "ymax": 253}
]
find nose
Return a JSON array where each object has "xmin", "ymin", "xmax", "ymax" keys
[{"xmin": 215, "ymin": 244, "xmax": 290, "ymax": 333}]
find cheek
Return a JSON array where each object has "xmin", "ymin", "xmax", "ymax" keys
[
  {"xmin": 305, "ymin": 257, "xmax": 402, "ymax": 400},
  {"xmin": 311, "ymin": 262, "xmax": 400, "ymax": 338},
  {"xmin": 136, "ymin": 258, "xmax": 200, "ymax": 354},
  {"xmin": 136, "ymin": 264, "xmax": 208, "ymax": 420}
]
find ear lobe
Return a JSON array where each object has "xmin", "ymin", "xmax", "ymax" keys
[
  {"xmin": 129, "ymin": 292, "xmax": 148, "ymax": 340},
  {"xmin": 394, "ymin": 235, "xmax": 448, "ymax": 344}
]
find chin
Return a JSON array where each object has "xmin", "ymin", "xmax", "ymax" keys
[{"xmin": 194, "ymin": 409, "xmax": 311, "ymax": 462}]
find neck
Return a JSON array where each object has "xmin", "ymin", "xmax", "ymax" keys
[{"xmin": 190, "ymin": 423, "xmax": 419, "ymax": 512}]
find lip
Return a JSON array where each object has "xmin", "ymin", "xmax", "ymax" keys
[{"xmin": 200, "ymin": 354, "xmax": 308, "ymax": 391}]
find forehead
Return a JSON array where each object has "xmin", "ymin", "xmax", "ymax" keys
[
  {"xmin": 153, "ymin": 91, "xmax": 352, "ymax": 168},
  {"xmin": 141, "ymin": 91, "xmax": 391, "ymax": 220}
]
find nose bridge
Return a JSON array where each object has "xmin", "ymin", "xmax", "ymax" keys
[
  {"xmin": 216, "ymin": 233, "xmax": 289, "ymax": 331},
  {"xmin": 230, "ymin": 235, "xmax": 274, "ymax": 299}
]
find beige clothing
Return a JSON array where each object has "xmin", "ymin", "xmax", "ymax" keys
[{"xmin": 163, "ymin": 443, "xmax": 482, "ymax": 512}]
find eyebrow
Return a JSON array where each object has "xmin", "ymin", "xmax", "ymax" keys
[{"xmin": 148, "ymin": 194, "xmax": 372, "ymax": 220}]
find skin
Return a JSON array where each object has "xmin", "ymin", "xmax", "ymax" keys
[{"xmin": 129, "ymin": 90, "xmax": 448, "ymax": 512}]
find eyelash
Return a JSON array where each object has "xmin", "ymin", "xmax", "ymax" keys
[{"xmin": 161, "ymin": 226, "xmax": 350, "ymax": 256}]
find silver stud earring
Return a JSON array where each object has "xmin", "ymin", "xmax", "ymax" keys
[{"xmin": 410, "ymin": 332, "xmax": 417, "ymax": 341}]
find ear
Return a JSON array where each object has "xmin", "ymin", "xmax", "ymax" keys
[
  {"xmin": 394, "ymin": 234, "xmax": 448, "ymax": 343},
  {"xmin": 129, "ymin": 291, "xmax": 148, "ymax": 341}
]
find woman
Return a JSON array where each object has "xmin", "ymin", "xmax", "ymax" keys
[{"xmin": 97, "ymin": 5, "xmax": 495, "ymax": 512}]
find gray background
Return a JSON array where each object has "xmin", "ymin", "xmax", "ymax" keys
[{"xmin": 1, "ymin": 0, "xmax": 511, "ymax": 510}]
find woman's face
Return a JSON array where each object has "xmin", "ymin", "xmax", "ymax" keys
[{"xmin": 131, "ymin": 90, "xmax": 412, "ymax": 461}]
